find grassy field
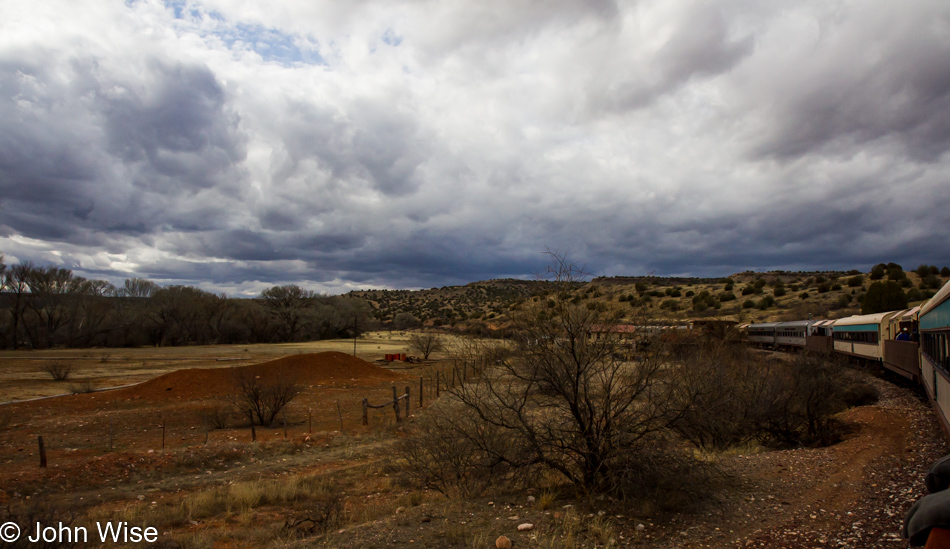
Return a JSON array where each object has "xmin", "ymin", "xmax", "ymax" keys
[{"xmin": 0, "ymin": 331, "xmax": 422, "ymax": 403}]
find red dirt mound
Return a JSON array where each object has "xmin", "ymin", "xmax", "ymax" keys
[{"xmin": 109, "ymin": 352, "xmax": 404, "ymax": 402}]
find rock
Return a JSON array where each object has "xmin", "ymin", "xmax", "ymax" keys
[
  {"xmin": 395, "ymin": 506, "xmax": 406, "ymax": 514},
  {"xmin": 527, "ymin": 495, "xmax": 536, "ymax": 503},
  {"xmin": 518, "ymin": 523, "xmax": 535, "ymax": 531},
  {"xmin": 636, "ymin": 523, "xmax": 645, "ymax": 531},
  {"xmin": 508, "ymin": 515, "xmax": 519, "ymax": 520},
  {"xmin": 495, "ymin": 535, "xmax": 512, "ymax": 549}
]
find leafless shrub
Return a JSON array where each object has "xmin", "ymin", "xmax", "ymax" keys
[
  {"xmin": 408, "ymin": 333, "xmax": 446, "ymax": 360},
  {"xmin": 227, "ymin": 371, "xmax": 301, "ymax": 426},
  {"xmin": 611, "ymin": 439, "xmax": 728, "ymax": 512},
  {"xmin": 1, "ymin": 499, "xmax": 78, "ymax": 549},
  {"xmin": 400, "ymin": 399, "xmax": 527, "ymax": 498},
  {"xmin": 673, "ymin": 343, "xmax": 864, "ymax": 450},
  {"xmin": 410, "ymin": 253, "xmax": 689, "ymax": 499},
  {"xmin": 45, "ymin": 361, "xmax": 73, "ymax": 381},
  {"xmin": 69, "ymin": 381, "xmax": 96, "ymax": 394},
  {"xmin": 282, "ymin": 480, "xmax": 343, "ymax": 536},
  {"xmin": 202, "ymin": 403, "xmax": 233, "ymax": 430}
]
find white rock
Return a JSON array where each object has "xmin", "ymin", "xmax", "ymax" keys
[
  {"xmin": 518, "ymin": 523, "xmax": 535, "ymax": 531},
  {"xmin": 527, "ymin": 495, "xmax": 536, "ymax": 503}
]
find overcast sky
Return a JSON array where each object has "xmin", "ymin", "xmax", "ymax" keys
[{"xmin": 1, "ymin": 0, "xmax": 949, "ymax": 295}]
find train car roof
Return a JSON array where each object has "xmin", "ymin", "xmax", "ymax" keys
[
  {"xmin": 746, "ymin": 322, "xmax": 779, "ymax": 328},
  {"xmin": 776, "ymin": 320, "xmax": 812, "ymax": 328},
  {"xmin": 813, "ymin": 319, "xmax": 834, "ymax": 327},
  {"xmin": 920, "ymin": 280, "xmax": 950, "ymax": 318},
  {"xmin": 892, "ymin": 306, "xmax": 921, "ymax": 321},
  {"xmin": 832, "ymin": 311, "xmax": 899, "ymax": 326}
]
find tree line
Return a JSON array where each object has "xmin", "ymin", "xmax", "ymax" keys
[{"xmin": 0, "ymin": 256, "xmax": 372, "ymax": 349}]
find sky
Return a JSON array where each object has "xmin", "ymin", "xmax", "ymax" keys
[{"xmin": 1, "ymin": 0, "xmax": 949, "ymax": 296}]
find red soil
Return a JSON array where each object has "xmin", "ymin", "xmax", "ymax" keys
[{"xmin": 109, "ymin": 351, "xmax": 404, "ymax": 402}]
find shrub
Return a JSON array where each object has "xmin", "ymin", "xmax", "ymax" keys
[
  {"xmin": 773, "ymin": 287, "xmax": 786, "ymax": 297},
  {"xmin": 817, "ymin": 282, "xmax": 831, "ymax": 293},
  {"xmin": 742, "ymin": 299, "xmax": 756, "ymax": 309},
  {"xmin": 45, "ymin": 362, "xmax": 73, "ymax": 381},
  {"xmin": 942, "ymin": 267, "xmax": 950, "ymax": 277},
  {"xmin": 862, "ymin": 281, "xmax": 908, "ymax": 314},
  {"xmin": 719, "ymin": 292, "xmax": 737, "ymax": 302},
  {"xmin": 741, "ymin": 285, "xmax": 754, "ymax": 296},
  {"xmin": 228, "ymin": 371, "xmax": 302, "ymax": 427},
  {"xmin": 800, "ymin": 292, "xmax": 810, "ymax": 299},
  {"xmin": 757, "ymin": 296, "xmax": 775, "ymax": 309},
  {"xmin": 848, "ymin": 275, "xmax": 863, "ymax": 287},
  {"xmin": 831, "ymin": 283, "xmax": 842, "ymax": 291}
]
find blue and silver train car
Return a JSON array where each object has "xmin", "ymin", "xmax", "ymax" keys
[{"xmin": 919, "ymin": 281, "xmax": 950, "ymax": 436}]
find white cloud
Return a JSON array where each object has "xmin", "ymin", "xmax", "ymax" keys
[{"xmin": 1, "ymin": 0, "xmax": 949, "ymax": 293}]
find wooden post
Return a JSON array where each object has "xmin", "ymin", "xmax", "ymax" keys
[
  {"xmin": 161, "ymin": 418, "xmax": 166, "ymax": 452},
  {"xmin": 249, "ymin": 412, "xmax": 256, "ymax": 442},
  {"xmin": 308, "ymin": 407, "xmax": 313, "ymax": 434},
  {"xmin": 109, "ymin": 418, "xmax": 114, "ymax": 451},
  {"xmin": 392, "ymin": 386, "xmax": 402, "ymax": 423},
  {"xmin": 362, "ymin": 398, "xmax": 368, "ymax": 426},
  {"xmin": 336, "ymin": 400, "xmax": 344, "ymax": 433},
  {"xmin": 419, "ymin": 376, "xmax": 424, "ymax": 408},
  {"xmin": 38, "ymin": 436, "xmax": 47, "ymax": 468},
  {"xmin": 404, "ymin": 386, "xmax": 411, "ymax": 415}
]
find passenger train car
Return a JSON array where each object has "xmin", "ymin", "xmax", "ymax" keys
[{"xmin": 742, "ymin": 279, "xmax": 950, "ymax": 440}]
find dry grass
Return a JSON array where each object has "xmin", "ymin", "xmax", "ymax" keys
[{"xmin": 0, "ymin": 332, "xmax": 414, "ymax": 402}]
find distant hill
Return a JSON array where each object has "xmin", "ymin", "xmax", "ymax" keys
[{"xmin": 349, "ymin": 263, "xmax": 949, "ymax": 330}]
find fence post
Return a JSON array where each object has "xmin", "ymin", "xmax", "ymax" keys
[
  {"xmin": 362, "ymin": 398, "xmax": 368, "ymax": 426},
  {"xmin": 249, "ymin": 411, "xmax": 257, "ymax": 442},
  {"xmin": 405, "ymin": 386, "xmax": 411, "ymax": 415},
  {"xmin": 419, "ymin": 376, "xmax": 424, "ymax": 408},
  {"xmin": 392, "ymin": 386, "xmax": 402, "ymax": 423},
  {"xmin": 38, "ymin": 436, "xmax": 47, "ymax": 468},
  {"xmin": 337, "ymin": 400, "xmax": 344, "ymax": 433},
  {"xmin": 110, "ymin": 418, "xmax": 114, "ymax": 451},
  {"xmin": 308, "ymin": 407, "xmax": 313, "ymax": 434}
]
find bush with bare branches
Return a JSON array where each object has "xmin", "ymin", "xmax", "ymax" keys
[
  {"xmin": 408, "ymin": 332, "xmax": 445, "ymax": 360},
  {"xmin": 227, "ymin": 371, "xmax": 302, "ymax": 427},
  {"xmin": 407, "ymin": 252, "xmax": 706, "ymax": 499},
  {"xmin": 44, "ymin": 361, "xmax": 73, "ymax": 381}
]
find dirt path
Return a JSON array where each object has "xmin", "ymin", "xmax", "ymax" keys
[{"xmin": 655, "ymin": 375, "xmax": 949, "ymax": 548}]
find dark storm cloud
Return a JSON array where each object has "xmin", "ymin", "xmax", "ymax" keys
[
  {"xmin": 100, "ymin": 59, "xmax": 246, "ymax": 192},
  {"xmin": 750, "ymin": 3, "xmax": 950, "ymax": 162},
  {"xmin": 0, "ymin": 47, "xmax": 247, "ymax": 254}
]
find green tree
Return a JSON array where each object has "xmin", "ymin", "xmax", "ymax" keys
[{"xmin": 861, "ymin": 281, "xmax": 908, "ymax": 314}]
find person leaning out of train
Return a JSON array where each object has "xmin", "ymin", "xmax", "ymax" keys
[{"xmin": 897, "ymin": 328, "xmax": 911, "ymax": 341}]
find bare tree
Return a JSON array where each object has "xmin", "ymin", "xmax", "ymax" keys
[
  {"xmin": 408, "ymin": 333, "xmax": 446, "ymax": 360},
  {"xmin": 260, "ymin": 285, "xmax": 315, "ymax": 342},
  {"xmin": 438, "ymin": 252, "xmax": 686, "ymax": 495},
  {"xmin": 228, "ymin": 370, "xmax": 302, "ymax": 427}
]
